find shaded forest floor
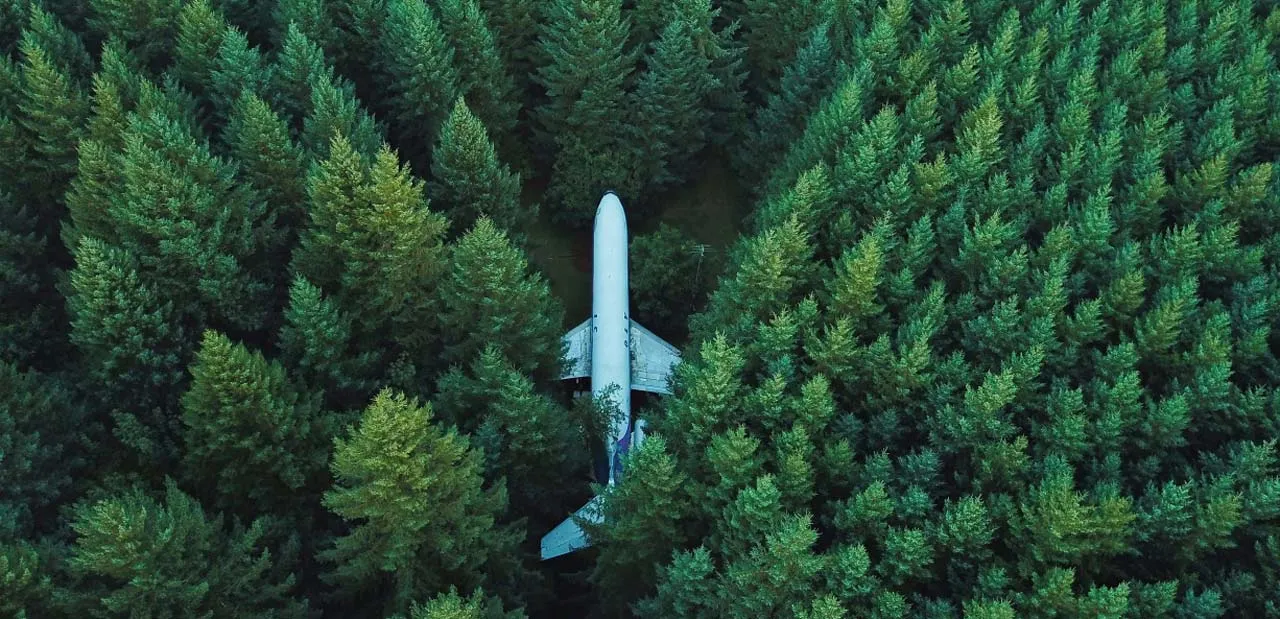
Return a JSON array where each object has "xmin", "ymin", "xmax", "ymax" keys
[{"xmin": 525, "ymin": 152, "xmax": 749, "ymax": 334}]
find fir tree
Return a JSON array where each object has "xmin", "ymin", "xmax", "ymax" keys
[
  {"xmin": 67, "ymin": 479, "xmax": 309, "ymax": 617},
  {"xmin": 278, "ymin": 276, "xmax": 379, "ymax": 412},
  {"xmin": 433, "ymin": 345, "xmax": 588, "ymax": 523},
  {"xmin": 180, "ymin": 330, "xmax": 329, "ymax": 517},
  {"xmin": 631, "ymin": 223, "xmax": 721, "ymax": 341},
  {"xmin": 629, "ymin": 16, "xmax": 719, "ymax": 193},
  {"xmin": 739, "ymin": 0, "xmax": 824, "ymax": 93},
  {"xmin": 320, "ymin": 389, "xmax": 521, "ymax": 615},
  {"xmin": 429, "ymin": 99, "xmax": 529, "ymax": 241},
  {"xmin": 534, "ymin": 0, "xmax": 636, "ymax": 222},
  {"xmin": 438, "ymin": 218, "xmax": 564, "ymax": 383},
  {"xmin": 377, "ymin": 0, "xmax": 459, "ymax": 165},
  {"xmin": 66, "ymin": 238, "xmax": 189, "ymax": 466},
  {"xmin": 293, "ymin": 136, "xmax": 449, "ymax": 362},
  {"xmin": 475, "ymin": 0, "xmax": 540, "ymax": 95},
  {"xmin": 0, "ymin": 362, "xmax": 86, "ymax": 539},
  {"xmin": 0, "ymin": 190, "xmax": 65, "ymax": 369},
  {"xmin": 224, "ymin": 91, "xmax": 309, "ymax": 251},
  {"xmin": 435, "ymin": 0, "xmax": 521, "ymax": 164},
  {"xmin": 86, "ymin": 0, "xmax": 185, "ymax": 71},
  {"xmin": 300, "ymin": 71, "xmax": 385, "ymax": 162},
  {"xmin": 16, "ymin": 31, "xmax": 89, "ymax": 222},
  {"xmin": 171, "ymin": 0, "xmax": 228, "ymax": 97}
]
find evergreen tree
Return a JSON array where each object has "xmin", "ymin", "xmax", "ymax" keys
[
  {"xmin": 300, "ymin": 71, "xmax": 385, "ymax": 162},
  {"xmin": 278, "ymin": 276, "xmax": 379, "ymax": 412},
  {"xmin": 108, "ymin": 109, "xmax": 278, "ymax": 331},
  {"xmin": 180, "ymin": 330, "xmax": 330, "ymax": 517},
  {"xmin": 475, "ymin": 0, "xmax": 540, "ymax": 96},
  {"xmin": 272, "ymin": 0, "xmax": 339, "ymax": 53},
  {"xmin": 435, "ymin": 0, "xmax": 521, "ymax": 164},
  {"xmin": 396, "ymin": 587, "xmax": 526, "ymax": 619},
  {"xmin": 736, "ymin": 26, "xmax": 838, "ymax": 188},
  {"xmin": 0, "ymin": 362, "xmax": 86, "ymax": 539},
  {"xmin": 87, "ymin": 0, "xmax": 185, "ymax": 71},
  {"xmin": 320, "ymin": 389, "xmax": 521, "ymax": 615},
  {"xmin": 629, "ymin": 16, "xmax": 719, "ymax": 193},
  {"xmin": 0, "ymin": 190, "xmax": 65, "ymax": 369},
  {"xmin": 67, "ymin": 479, "xmax": 308, "ymax": 617},
  {"xmin": 433, "ymin": 345, "xmax": 588, "ymax": 523},
  {"xmin": 171, "ymin": 0, "xmax": 228, "ymax": 97},
  {"xmin": 293, "ymin": 136, "xmax": 449, "ymax": 369},
  {"xmin": 270, "ymin": 23, "xmax": 332, "ymax": 131},
  {"xmin": 631, "ymin": 223, "xmax": 721, "ymax": 341},
  {"xmin": 376, "ymin": 0, "xmax": 459, "ymax": 166},
  {"xmin": 16, "ymin": 30, "xmax": 89, "ymax": 223},
  {"xmin": 224, "ymin": 91, "xmax": 309, "ymax": 251},
  {"xmin": 429, "ymin": 99, "xmax": 529, "ymax": 241},
  {"xmin": 738, "ymin": 0, "xmax": 824, "ymax": 94},
  {"xmin": 66, "ymin": 238, "xmax": 189, "ymax": 467},
  {"xmin": 438, "ymin": 218, "xmax": 564, "ymax": 383},
  {"xmin": 534, "ymin": 0, "xmax": 636, "ymax": 222}
]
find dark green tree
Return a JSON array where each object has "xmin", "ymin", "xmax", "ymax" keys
[
  {"xmin": 0, "ymin": 190, "xmax": 65, "ymax": 369},
  {"xmin": 224, "ymin": 91, "xmax": 309, "ymax": 251},
  {"xmin": 278, "ymin": 276, "xmax": 380, "ymax": 412},
  {"xmin": 180, "ymin": 330, "xmax": 330, "ymax": 517},
  {"xmin": 66, "ymin": 238, "xmax": 189, "ymax": 467},
  {"xmin": 433, "ymin": 345, "xmax": 588, "ymax": 523},
  {"xmin": 534, "ymin": 0, "xmax": 636, "ymax": 222},
  {"xmin": 0, "ymin": 362, "xmax": 86, "ymax": 539},
  {"xmin": 376, "ymin": 0, "xmax": 459, "ymax": 165},
  {"xmin": 435, "ymin": 0, "xmax": 521, "ymax": 165},
  {"xmin": 631, "ymin": 223, "xmax": 721, "ymax": 341},
  {"xmin": 429, "ymin": 99, "xmax": 530, "ymax": 241},
  {"xmin": 66, "ymin": 479, "xmax": 309, "ymax": 617},
  {"xmin": 438, "ymin": 217, "xmax": 564, "ymax": 383},
  {"xmin": 87, "ymin": 0, "xmax": 185, "ymax": 71}
]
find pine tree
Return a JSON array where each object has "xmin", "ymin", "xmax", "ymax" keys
[
  {"xmin": 631, "ymin": 223, "xmax": 721, "ymax": 341},
  {"xmin": 272, "ymin": 0, "xmax": 339, "ymax": 53},
  {"xmin": 224, "ymin": 91, "xmax": 309, "ymax": 250},
  {"xmin": 208, "ymin": 26, "xmax": 272, "ymax": 125},
  {"xmin": 433, "ymin": 345, "xmax": 588, "ymax": 523},
  {"xmin": 109, "ymin": 109, "xmax": 278, "ymax": 331},
  {"xmin": 397, "ymin": 587, "xmax": 527, "ymax": 619},
  {"xmin": 278, "ymin": 276, "xmax": 380, "ymax": 412},
  {"xmin": 293, "ymin": 136, "xmax": 449, "ymax": 358},
  {"xmin": 736, "ymin": 26, "xmax": 837, "ymax": 186},
  {"xmin": 172, "ymin": 0, "xmax": 228, "ymax": 97},
  {"xmin": 320, "ymin": 389, "xmax": 521, "ymax": 615},
  {"xmin": 534, "ymin": 0, "xmax": 636, "ymax": 222},
  {"xmin": 300, "ymin": 71, "xmax": 385, "ymax": 162},
  {"xmin": 0, "ymin": 190, "xmax": 65, "ymax": 369},
  {"xmin": 438, "ymin": 218, "xmax": 564, "ymax": 383},
  {"xmin": 87, "ymin": 0, "xmax": 185, "ymax": 71},
  {"xmin": 67, "ymin": 479, "xmax": 309, "ymax": 617},
  {"xmin": 67, "ymin": 238, "xmax": 189, "ymax": 466},
  {"xmin": 429, "ymin": 99, "xmax": 529, "ymax": 241},
  {"xmin": 377, "ymin": 0, "xmax": 459, "ymax": 165},
  {"xmin": 629, "ymin": 16, "xmax": 719, "ymax": 193},
  {"xmin": 0, "ymin": 362, "xmax": 86, "ymax": 539},
  {"xmin": 435, "ymin": 0, "xmax": 521, "ymax": 163},
  {"xmin": 475, "ymin": 0, "xmax": 539, "ymax": 95},
  {"xmin": 270, "ymin": 23, "xmax": 331, "ymax": 131},
  {"xmin": 180, "ymin": 330, "xmax": 329, "ymax": 517},
  {"xmin": 739, "ymin": 0, "xmax": 824, "ymax": 94},
  {"xmin": 16, "ymin": 31, "xmax": 89, "ymax": 223}
]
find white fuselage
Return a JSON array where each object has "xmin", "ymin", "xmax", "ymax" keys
[{"xmin": 591, "ymin": 193, "xmax": 632, "ymax": 485}]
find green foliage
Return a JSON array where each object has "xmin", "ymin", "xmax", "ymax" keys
[
  {"xmin": 631, "ymin": 223, "xmax": 721, "ymax": 341},
  {"xmin": 321, "ymin": 389, "xmax": 521, "ymax": 615},
  {"xmin": 87, "ymin": 0, "xmax": 184, "ymax": 70},
  {"xmin": 434, "ymin": 0, "xmax": 521, "ymax": 164},
  {"xmin": 438, "ymin": 217, "xmax": 564, "ymax": 383},
  {"xmin": 180, "ymin": 330, "xmax": 329, "ymax": 516},
  {"xmin": 534, "ymin": 0, "xmax": 636, "ymax": 222},
  {"xmin": 0, "ymin": 190, "xmax": 65, "ymax": 369},
  {"xmin": 433, "ymin": 345, "xmax": 589, "ymax": 524},
  {"xmin": 429, "ymin": 99, "xmax": 529, "ymax": 241},
  {"xmin": 396, "ymin": 587, "xmax": 526, "ymax": 619},
  {"xmin": 67, "ymin": 479, "xmax": 308, "ymax": 617},
  {"xmin": 377, "ymin": 0, "xmax": 459, "ymax": 164},
  {"xmin": 0, "ymin": 362, "xmax": 85, "ymax": 539}
]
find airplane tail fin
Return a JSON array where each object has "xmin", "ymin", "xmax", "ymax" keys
[{"xmin": 540, "ymin": 495, "xmax": 604, "ymax": 560}]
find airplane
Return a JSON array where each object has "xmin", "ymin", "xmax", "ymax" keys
[{"xmin": 539, "ymin": 192, "xmax": 682, "ymax": 561}]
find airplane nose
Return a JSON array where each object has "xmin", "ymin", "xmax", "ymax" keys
[{"xmin": 595, "ymin": 192, "xmax": 626, "ymax": 223}]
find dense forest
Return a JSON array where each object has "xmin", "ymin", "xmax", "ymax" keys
[{"xmin": 4, "ymin": 0, "xmax": 1280, "ymax": 616}]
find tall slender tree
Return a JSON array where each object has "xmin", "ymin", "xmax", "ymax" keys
[{"xmin": 429, "ymin": 99, "xmax": 529, "ymax": 241}]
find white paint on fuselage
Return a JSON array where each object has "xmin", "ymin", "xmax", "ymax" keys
[{"xmin": 591, "ymin": 192, "xmax": 632, "ymax": 485}]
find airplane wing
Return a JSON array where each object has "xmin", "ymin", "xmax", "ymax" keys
[
  {"xmin": 540, "ymin": 494, "xmax": 604, "ymax": 560},
  {"xmin": 560, "ymin": 318, "xmax": 592, "ymax": 379},
  {"xmin": 629, "ymin": 320, "xmax": 681, "ymax": 394}
]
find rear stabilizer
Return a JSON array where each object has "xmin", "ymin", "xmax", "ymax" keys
[{"xmin": 540, "ymin": 495, "xmax": 604, "ymax": 560}]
